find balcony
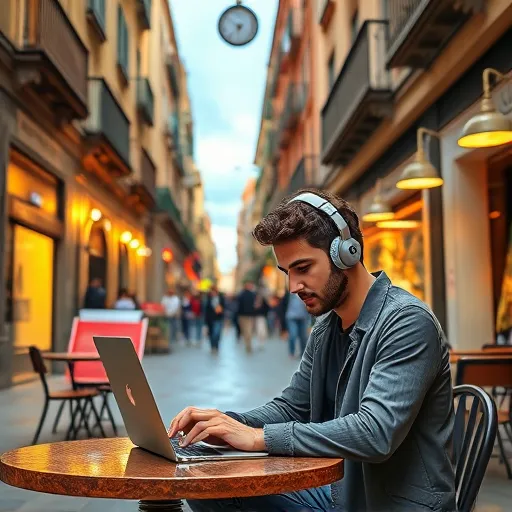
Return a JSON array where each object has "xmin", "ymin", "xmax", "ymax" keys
[
  {"xmin": 129, "ymin": 148, "xmax": 156, "ymax": 212},
  {"xmin": 321, "ymin": 21, "xmax": 392, "ymax": 166},
  {"xmin": 157, "ymin": 187, "xmax": 182, "ymax": 226},
  {"xmin": 386, "ymin": 0, "xmax": 485, "ymax": 69},
  {"xmin": 165, "ymin": 113, "xmax": 178, "ymax": 150},
  {"xmin": 270, "ymin": 50, "xmax": 283, "ymax": 98},
  {"xmin": 165, "ymin": 50, "xmax": 180, "ymax": 99},
  {"xmin": 83, "ymin": 78, "xmax": 131, "ymax": 179},
  {"xmin": 278, "ymin": 82, "xmax": 307, "ymax": 148},
  {"xmin": 86, "ymin": 0, "xmax": 106, "ymax": 41},
  {"xmin": 14, "ymin": 0, "xmax": 88, "ymax": 121},
  {"xmin": 137, "ymin": 78, "xmax": 154, "ymax": 126},
  {"xmin": 136, "ymin": 0, "xmax": 151, "ymax": 30},
  {"xmin": 282, "ymin": 6, "xmax": 303, "ymax": 59},
  {"xmin": 318, "ymin": 0, "xmax": 335, "ymax": 28}
]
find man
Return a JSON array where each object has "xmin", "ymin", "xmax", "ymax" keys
[
  {"xmin": 161, "ymin": 288, "xmax": 181, "ymax": 344},
  {"xmin": 236, "ymin": 280, "xmax": 257, "ymax": 353},
  {"xmin": 286, "ymin": 291, "xmax": 311, "ymax": 359},
  {"xmin": 168, "ymin": 189, "xmax": 455, "ymax": 512},
  {"xmin": 83, "ymin": 278, "xmax": 106, "ymax": 309}
]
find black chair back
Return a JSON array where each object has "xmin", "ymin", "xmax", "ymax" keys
[
  {"xmin": 28, "ymin": 346, "xmax": 49, "ymax": 397},
  {"xmin": 452, "ymin": 385, "xmax": 497, "ymax": 512}
]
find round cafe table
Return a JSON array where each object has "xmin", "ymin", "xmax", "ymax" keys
[{"xmin": 0, "ymin": 437, "xmax": 344, "ymax": 511}]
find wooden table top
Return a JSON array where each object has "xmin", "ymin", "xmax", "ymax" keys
[
  {"xmin": 42, "ymin": 352, "xmax": 101, "ymax": 362},
  {"xmin": 0, "ymin": 438, "xmax": 344, "ymax": 501},
  {"xmin": 449, "ymin": 349, "xmax": 512, "ymax": 364}
]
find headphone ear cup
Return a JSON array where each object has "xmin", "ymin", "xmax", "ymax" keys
[
  {"xmin": 329, "ymin": 237, "xmax": 345, "ymax": 270},
  {"xmin": 339, "ymin": 239, "xmax": 361, "ymax": 268}
]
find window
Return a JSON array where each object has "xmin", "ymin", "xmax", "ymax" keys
[
  {"xmin": 351, "ymin": 9, "xmax": 359, "ymax": 43},
  {"xmin": 117, "ymin": 6, "xmax": 129, "ymax": 79},
  {"xmin": 87, "ymin": 0, "xmax": 107, "ymax": 40},
  {"xmin": 327, "ymin": 51, "xmax": 335, "ymax": 90}
]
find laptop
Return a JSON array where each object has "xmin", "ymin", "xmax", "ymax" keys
[{"xmin": 93, "ymin": 336, "xmax": 269, "ymax": 462}]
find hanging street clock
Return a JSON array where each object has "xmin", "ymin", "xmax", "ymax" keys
[{"xmin": 218, "ymin": 1, "xmax": 259, "ymax": 47}]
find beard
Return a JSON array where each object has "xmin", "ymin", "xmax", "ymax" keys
[{"xmin": 299, "ymin": 265, "xmax": 348, "ymax": 317}]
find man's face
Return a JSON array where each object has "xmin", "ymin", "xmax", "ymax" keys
[{"xmin": 274, "ymin": 239, "xmax": 348, "ymax": 316}]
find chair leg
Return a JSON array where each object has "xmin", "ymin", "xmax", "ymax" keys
[
  {"xmin": 51, "ymin": 401, "xmax": 65, "ymax": 434},
  {"xmin": 75, "ymin": 399, "xmax": 93, "ymax": 438},
  {"xmin": 103, "ymin": 392, "xmax": 118, "ymax": 436},
  {"xmin": 88, "ymin": 397, "xmax": 106, "ymax": 438},
  {"xmin": 496, "ymin": 425, "xmax": 512, "ymax": 480},
  {"xmin": 32, "ymin": 399, "xmax": 49, "ymax": 445},
  {"xmin": 65, "ymin": 400, "xmax": 81, "ymax": 440}
]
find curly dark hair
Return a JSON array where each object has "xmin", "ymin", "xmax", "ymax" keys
[{"xmin": 252, "ymin": 188, "xmax": 364, "ymax": 264}]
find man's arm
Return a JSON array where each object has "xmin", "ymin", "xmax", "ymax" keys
[
  {"xmin": 263, "ymin": 306, "xmax": 443, "ymax": 462},
  {"xmin": 226, "ymin": 324, "xmax": 319, "ymax": 427}
]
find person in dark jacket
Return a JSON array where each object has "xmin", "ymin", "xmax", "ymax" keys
[
  {"xmin": 204, "ymin": 286, "xmax": 225, "ymax": 355},
  {"xmin": 236, "ymin": 281, "xmax": 257, "ymax": 353},
  {"xmin": 83, "ymin": 278, "xmax": 106, "ymax": 309}
]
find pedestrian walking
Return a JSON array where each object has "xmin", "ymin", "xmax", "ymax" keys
[
  {"xmin": 205, "ymin": 286, "xmax": 225, "ymax": 355},
  {"xmin": 161, "ymin": 288, "xmax": 181, "ymax": 345},
  {"xmin": 236, "ymin": 281, "xmax": 257, "ymax": 353}
]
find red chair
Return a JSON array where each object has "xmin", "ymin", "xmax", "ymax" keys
[{"xmin": 52, "ymin": 317, "xmax": 148, "ymax": 436}]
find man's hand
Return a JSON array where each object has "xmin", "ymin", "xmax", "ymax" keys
[{"xmin": 167, "ymin": 407, "xmax": 266, "ymax": 452}]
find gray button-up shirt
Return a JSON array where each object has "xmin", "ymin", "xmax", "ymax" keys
[{"xmin": 228, "ymin": 271, "xmax": 455, "ymax": 511}]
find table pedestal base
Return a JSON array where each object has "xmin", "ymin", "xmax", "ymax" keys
[{"xmin": 138, "ymin": 500, "xmax": 183, "ymax": 511}]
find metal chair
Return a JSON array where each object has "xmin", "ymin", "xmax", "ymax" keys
[
  {"xmin": 29, "ymin": 347, "xmax": 106, "ymax": 444},
  {"xmin": 452, "ymin": 385, "xmax": 497, "ymax": 512}
]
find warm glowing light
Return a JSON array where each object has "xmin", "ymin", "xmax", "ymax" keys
[
  {"xmin": 396, "ymin": 177, "xmax": 444, "ymax": 190},
  {"xmin": 489, "ymin": 210, "xmax": 501, "ymax": 220},
  {"xmin": 120, "ymin": 231, "xmax": 132, "ymax": 244},
  {"xmin": 90, "ymin": 208, "xmax": 102, "ymax": 222},
  {"xmin": 362, "ymin": 211, "xmax": 395, "ymax": 222},
  {"xmin": 103, "ymin": 219, "xmax": 111, "ymax": 232},
  {"xmin": 137, "ymin": 246, "xmax": 152, "ymax": 257},
  {"xmin": 376, "ymin": 220, "xmax": 421, "ymax": 230},
  {"xmin": 129, "ymin": 239, "xmax": 140, "ymax": 249},
  {"xmin": 162, "ymin": 248, "xmax": 173, "ymax": 263},
  {"xmin": 458, "ymin": 131, "xmax": 512, "ymax": 148}
]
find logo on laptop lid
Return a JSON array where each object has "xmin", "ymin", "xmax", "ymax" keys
[{"xmin": 126, "ymin": 384, "xmax": 136, "ymax": 406}]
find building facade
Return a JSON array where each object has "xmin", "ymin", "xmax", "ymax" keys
[
  {"xmin": 319, "ymin": 0, "xmax": 512, "ymax": 349},
  {"xmin": 0, "ymin": 0, "xmax": 201, "ymax": 388}
]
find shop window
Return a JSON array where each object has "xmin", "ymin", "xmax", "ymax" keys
[
  {"xmin": 364, "ymin": 196, "xmax": 425, "ymax": 302},
  {"xmin": 119, "ymin": 242, "xmax": 130, "ymax": 291},
  {"xmin": 489, "ymin": 163, "xmax": 512, "ymax": 342},
  {"xmin": 88, "ymin": 225, "xmax": 107, "ymax": 287}
]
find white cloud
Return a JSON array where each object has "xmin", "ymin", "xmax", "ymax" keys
[{"xmin": 211, "ymin": 225, "xmax": 238, "ymax": 273}]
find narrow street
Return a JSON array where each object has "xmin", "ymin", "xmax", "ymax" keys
[{"xmin": 0, "ymin": 329, "xmax": 510, "ymax": 511}]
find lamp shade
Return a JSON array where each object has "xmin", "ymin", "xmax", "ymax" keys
[
  {"xmin": 396, "ymin": 159, "xmax": 443, "ymax": 190},
  {"xmin": 458, "ymin": 108, "xmax": 512, "ymax": 148},
  {"xmin": 362, "ymin": 196, "xmax": 394, "ymax": 222}
]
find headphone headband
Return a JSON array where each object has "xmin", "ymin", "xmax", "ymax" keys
[{"xmin": 288, "ymin": 193, "xmax": 351, "ymax": 240}]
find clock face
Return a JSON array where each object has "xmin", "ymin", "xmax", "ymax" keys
[{"xmin": 218, "ymin": 5, "xmax": 259, "ymax": 47}]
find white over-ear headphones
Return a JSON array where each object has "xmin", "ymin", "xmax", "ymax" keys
[{"xmin": 288, "ymin": 192, "xmax": 361, "ymax": 270}]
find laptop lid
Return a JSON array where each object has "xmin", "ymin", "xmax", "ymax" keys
[{"xmin": 93, "ymin": 336, "xmax": 176, "ymax": 461}]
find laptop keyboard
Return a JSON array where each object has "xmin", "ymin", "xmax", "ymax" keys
[{"xmin": 170, "ymin": 437, "xmax": 223, "ymax": 457}]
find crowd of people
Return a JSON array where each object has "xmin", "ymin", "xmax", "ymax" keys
[{"xmin": 83, "ymin": 277, "xmax": 313, "ymax": 357}]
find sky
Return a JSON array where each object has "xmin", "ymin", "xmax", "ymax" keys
[{"xmin": 169, "ymin": 0, "xmax": 278, "ymax": 274}]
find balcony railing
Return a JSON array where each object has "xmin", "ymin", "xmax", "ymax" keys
[
  {"xmin": 270, "ymin": 50, "xmax": 283, "ymax": 98},
  {"xmin": 137, "ymin": 78, "xmax": 154, "ymax": 126},
  {"xmin": 136, "ymin": 0, "xmax": 151, "ymax": 30},
  {"xmin": 165, "ymin": 112, "xmax": 178, "ymax": 149},
  {"xmin": 86, "ymin": 0, "xmax": 106, "ymax": 41},
  {"xmin": 129, "ymin": 148, "xmax": 156, "ymax": 211},
  {"xmin": 284, "ymin": 5, "xmax": 303, "ymax": 59},
  {"xmin": 165, "ymin": 51, "xmax": 180, "ymax": 99},
  {"xmin": 263, "ymin": 98, "xmax": 273, "ymax": 120},
  {"xmin": 278, "ymin": 82, "xmax": 307, "ymax": 148},
  {"xmin": 321, "ymin": 21, "xmax": 392, "ymax": 166},
  {"xmin": 386, "ymin": 0, "xmax": 484, "ymax": 69},
  {"xmin": 83, "ymin": 78, "xmax": 131, "ymax": 177},
  {"xmin": 15, "ymin": 0, "xmax": 88, "ymax": 120}
]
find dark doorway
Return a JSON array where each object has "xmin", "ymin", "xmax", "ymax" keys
[{"xmin": 88, "ymin": 225, "xmax": 107, "ymax": 288}]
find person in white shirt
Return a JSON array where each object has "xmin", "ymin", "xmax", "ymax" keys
[
  {"xmin": 114, "ymin": 288, "xmax": 136, "ymax": 310},
  {"xmin": 161, "ymin": 289, "xmax": 181, "ymax": 344}
]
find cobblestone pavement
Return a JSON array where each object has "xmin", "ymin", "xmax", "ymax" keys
[{"xmin": 0, "ymin": 328, "xmax": 510, "ymax": 511}]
